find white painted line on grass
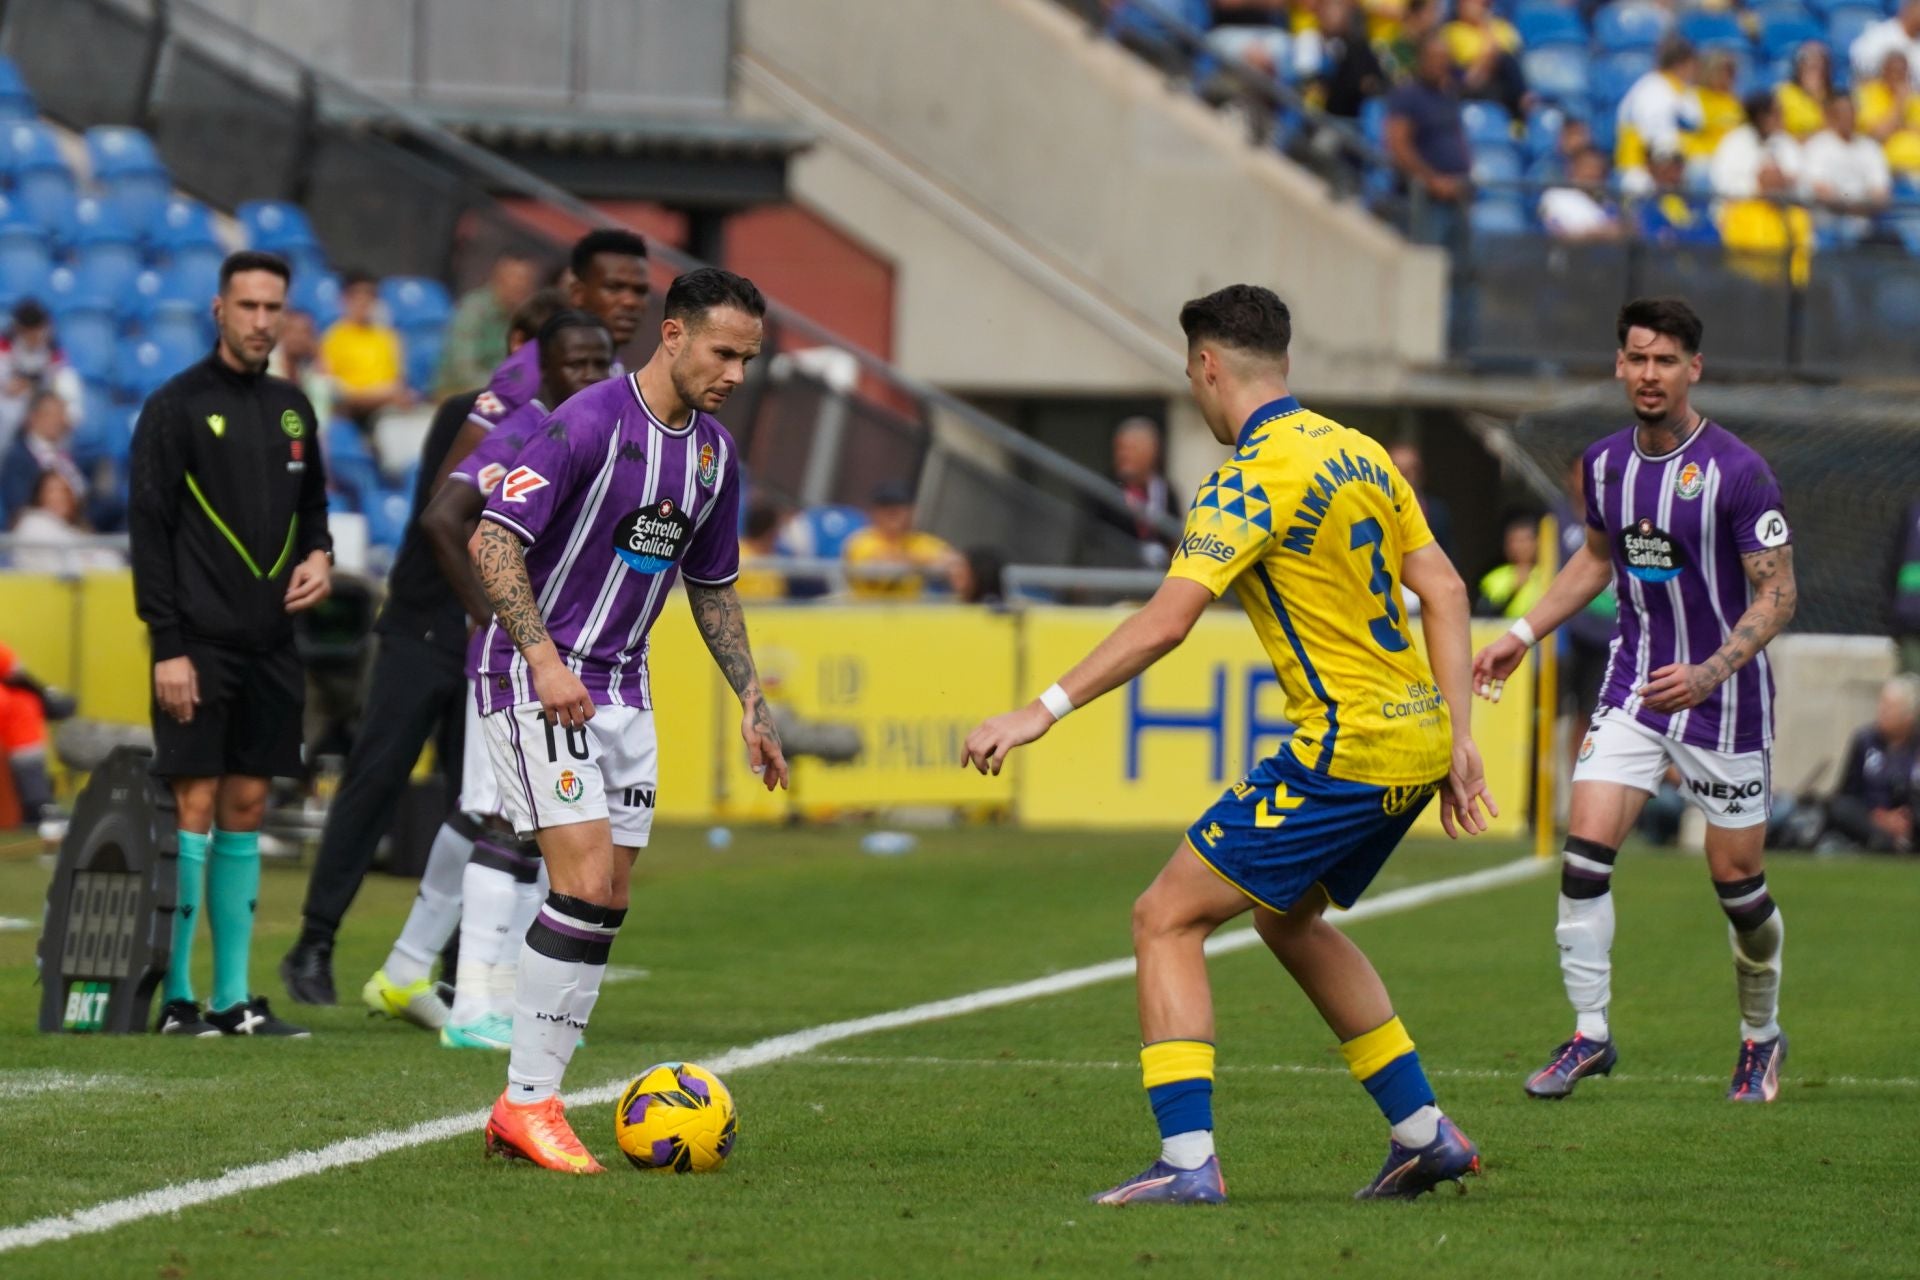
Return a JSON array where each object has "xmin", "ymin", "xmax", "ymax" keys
[
  {"xmin": 0, "ymin": 916, "xmax": 32, "ymax": 932},
  {"xmin": 602, "ymin": 965, "xmax": 650, "ymax": 984},
  {"xmin": 0, "ymin": 1072, "xmax": 133, "ymax": 1101},
  {"xmin": 0, "ymin": 854, "xmax": 1547, "ymax": 1255},
  {"xmin": 798, "ymin": 1053, "xmax": 1920, "ymax": 1091}
]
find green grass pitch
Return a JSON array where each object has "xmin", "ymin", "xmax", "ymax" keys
[{"xmin": 0, "ymin": 825, "xmax": 1914, "ymax": 1278}]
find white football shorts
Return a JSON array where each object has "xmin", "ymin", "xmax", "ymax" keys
[
  {"xmin": 480, "ymin": 701, "xmax": 658, "ymax": 846},
  {"xmin": 458, "ymin": 682, "xmax": 503, "ymax": 820},
  {"xmin": 1573, "ymin": 706, "xmax": 1770, "ymax": 830}
]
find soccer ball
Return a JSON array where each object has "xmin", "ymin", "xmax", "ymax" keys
[{"xmin": 614, "ymin": 1062, "xmax": 737, "ymax": 1173}]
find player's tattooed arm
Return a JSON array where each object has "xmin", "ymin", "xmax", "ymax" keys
[
  {"xmin": 472, "ymin": 521, "xmax": 552, "ymax": 654},
  {"xmin": 686, "ymin": 582, "xmax": 789, "ymax": 789},
  {"xmin": 1648, "ymin": 545, "xmax": 1798, "ymax": 710}
]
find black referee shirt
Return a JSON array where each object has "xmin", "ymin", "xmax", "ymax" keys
[
  {"xmin": 129, "ymin": 351, "xmax": 331, "ymax": 660},
  {"xmin": 374, "ymin": 390, "xmax": 480, "ymax": 655}
]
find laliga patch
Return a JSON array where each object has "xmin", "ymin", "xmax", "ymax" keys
[
  {"xmin": 477, "ymin": 463, "xmax": 507, "ymax": 496},
  {"xmin": 500, "ymin": 466, "xmax": 549, "ymax": 503},
  {"xmin": 613, "ymin": 498, "xmax": 693, "ymax": 574},
  {"xmin": 1754, "ymin": 509, "xmax": 1790, "ymax": 548},
  {"xmin": 1674, "ymin": 461, "xmax": 1704, "ymax": 500},
  {"xmin": 474, "ymin": 390, "xmax": 506, "ymax": 420},
  {"xmin": 1620, "ymin": 517, "xmax": 1685, "ymax": 583}
]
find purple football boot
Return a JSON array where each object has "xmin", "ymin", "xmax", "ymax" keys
[
  {"xmin": 1089, "ymin": 1155, "xmax": 1228, "ymax": 1205},
  {"xmin": 1524, "ymin": 1034, "xmax": 1618, "ymax": 1100},
  {"xmin": 1727, "ymin": 1033, "xmax": 1786, "ymax": 1103},
  {"xmin": 1353, "ymin": 1116, "xmax": 1481, "ymax": 1200}
]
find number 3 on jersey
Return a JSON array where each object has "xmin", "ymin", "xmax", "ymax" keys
[{"xmin": 1348, "ymin": 517, "xmax": 1410, "ymax": 653}]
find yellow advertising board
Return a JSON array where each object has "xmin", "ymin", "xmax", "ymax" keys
[{"xmin": 1015, "ymin": 608, "xmax": 1532, "ymax": 837}]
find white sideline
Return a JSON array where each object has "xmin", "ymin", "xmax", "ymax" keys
[{"xmin": 0, "ymin": 854, "xmax": 1547, "ymax": 1255}]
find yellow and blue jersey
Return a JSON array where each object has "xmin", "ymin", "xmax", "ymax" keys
[{"xmin": 1167, "ymin": 396, "xmax": 1452, "ymax": 789}]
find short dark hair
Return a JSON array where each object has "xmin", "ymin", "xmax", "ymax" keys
[
  {"xmin": 1741, "ymin": 91, "xmax": 1777, "ymax": 126},
  {"xmin": 1656, "ymin": 34, "xmax": 1695, "ymax": 71},
  {"xmin": 570, "ymin": 229, "xmax": 648, "ymax": 280},
  {"xmin": 1178, "ymin": 284, "xmax": 1291, "ymax": 358},
  {"xmin": 219, "ymin": 250, "xmax": 291, "ymax": 293},
  {"xmin": 509, "ymin": 287, "xmax": 568, "ymax": 342},
  {"xmin": 11, "ymin": 298, "xmax": 49, "ymax": 329},
  {"xmin": 339, "ymin": 268, "xmax": 378, "ymax": 292},
  {"xmin": 535, "ymin": 308, "xmax": 610, "ymax": 353},
  {"xmin": 1616, "ymin": 297, "xmax": 1703, "ymax": 353},
  {"xmin": 664, "ymin": 267, "xmax": 767, "ymax": 330}
]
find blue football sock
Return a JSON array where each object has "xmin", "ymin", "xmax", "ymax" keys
[
  {"xmin": 208, "ymin": 827, "xmax": 261, "ymax": 1014},
  {"xmin": 164, "ymin": 830, "xmax": 209, "ymax": 1004}
]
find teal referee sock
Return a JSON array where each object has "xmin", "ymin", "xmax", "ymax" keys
[
  {"xmin": 208, "ymin": 828, "xmax": 261, "ymax": 1014},
  {"xmin": 164, "ymin": 830, "xmax": 210, "ymax": 1004}
]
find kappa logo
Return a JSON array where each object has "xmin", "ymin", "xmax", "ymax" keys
[
  {"xmin": 618, "ymin": 441, "xmax": 644, "ymax": 463},
  {"xmin": 205, "ymin": 413, "xmax": 226, "ymax": 438},
  {"xmin": 500, "ymin": 466, "xmax": 549, "ymax": 503},
  {"xmin": 554, "ymin": 769, "xmax": 585, "ymax": 804},
  {"xmin": 698, "ymin": 442, "xmax": 718, "ymax": 488},
  {"xmin": 1675, "ymin": 461, "xmax": 1704, "ymax": 500},
  {"xmin": 474, "ymin": 391, "xmax": 506, "ymax": 419},
  {"xmin": 477, "ymin": 463, "xmax": 507, "ymax": 495}
]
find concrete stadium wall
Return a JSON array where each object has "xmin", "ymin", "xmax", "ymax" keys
[{"xmin": 734, "ymin": 0, "xmax": 1446, "ymax": 403}]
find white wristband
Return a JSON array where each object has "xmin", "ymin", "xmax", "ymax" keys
[
  {"xmin": 1038, "ymin": 683, "xmax": 1075, "ymax": 722},
  {"xmin": 1508, "ymin": 618, "xmax": 1537, "ymax": 648}
]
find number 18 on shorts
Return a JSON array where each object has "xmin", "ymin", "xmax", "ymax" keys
[{"xmin": 481, "ymin": 702, "xmax": 659, "ymax": 846}]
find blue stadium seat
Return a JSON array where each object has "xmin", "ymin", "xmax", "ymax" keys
[
  {"xmin": 1825, "ymin": 5, "xmax": 1881, "ymax": 50},
  {"xmin": 1462, "ymin": 100, "xmax": 1516, "ymax": 146},
  {"xmin": 157, "ymin": 257, "xmax": 222, "ymax": 308},
  {"xmin": 1679, "ymin": 11, "xmax": 1751, "ymax": 49},
  {"xmin": 113, "ymin": 338, "xmax": 180, "ymax": 403},
  {"xmin": 0, "ymin": 222, "xmax": 51, "ymax": 305},
  {"xmin": 1593, "ymin": 50, "xmax": 1656, "ymax": 110},
  {"xmin": 322, "ymin": 420, "xmax": 381, "ymax": 509},
  {"xmin": 782, "ymin": 505, "xmax": 870, "ymax": 560},
  {"xmin": 147, "ymin": 298, "xmax": 210, "ymax": 359},
  {"xmin": 1522, "ymin": 46, "xmax": 1591, "ymax": 103},
  {"xmin": 55, "ymin": 305, "xmax": 116, "ymax": 382},
  {"xmin": 84, "ymin": 126, "xmax": 164, "ymax": 180},
  {"xmin": 102, "ymin": 171, "xmax": 173, "ymax": 240},
  {"xmin": 1359, "ymin": 97, "xmax": 1390, "ymax": 145},
  {"xmin": 1514, "ymin": 7, "xmax": 1588, "ymax": 47},
  {"xmin": 380, "ymin": 275, "xmax": 453, "ymax": 328},
  {"xmin": 400, "ymin": 326, "xmax": 443, "ymax": 394},
  {"xmin": 0, "ymin": 120, "xmax": 63, "ymax": 176},
  {"xmin": 237, "ymin": 199, "xmax": 314, "ymax": 247},
  {"xmin": 367, "ymin": 487, "xmax": 412, "ymax": 551},
  {"xmin": 13, "ymin": 164, "xmax": 75, "ymax": 238},
  {"xmin": 291, "ymin": 271, "xmax": 342, "ymax": 327},
  {"xmin": 1524, "ymin": 104, "xmax": 1569, "ymax": 158},
  {"xmin": 1759, "ymin": 15, "xmax": 1825, "ymax": 60},
  {"xmin": 150, "ymin": 197, "xmax": 219, "ymax": 251},
  {"xmin": 1107, "ymin": 0, "xmax": 1211, "ymax": 42},
  {"xmin": 1593, "ymin": 2, "xmax": 1671, "ymax": 52},
  {"xmin": 1470, "ymin": 143, "xmax": 1524, "ymax": 187},
  {"xmin": 0, "ymin": 56, "xmax": 34, "ymax": 121},
  {"xmin": 73, "ymin": 240, "xmax": 143, "ymax": 305},
  {"xmin": 1471, "ymin": 197, "xmax": 1532, "ymax": 236},
  {"xmin": 69, "ymin": 196, "xmax": 139, "ymax": 247}
]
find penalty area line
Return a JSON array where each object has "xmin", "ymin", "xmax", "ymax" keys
[{"xmin": 0, "ymin": 854, "xmax": 1547, "ymax": 1255}]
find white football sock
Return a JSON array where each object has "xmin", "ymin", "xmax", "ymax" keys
[
  {"xmin": 495, "ymin": 864, "xmax": 547, "ymax": 1016},
  {"xmin": 1390, "ymin": 1104, "xmax": 1443, "ymax": 1149},
  {"xmin": 1556, "ymin": 892, "xmax": 1615, "ymax": 1042},
  {"xmin": 451, "ymin": 857, "xmax": 519, "ymax": 1026},
  {"xmin": 1730, "ymin": 910, "xmax": 1784, "ymax": 1043},
  {"xmin": 569, "ymin": 906, "xmax": 627, "ymax": 1033},
  {"xmin": 1159, "ymin": 1130, "xmax": 1215, "ymax": 1170},
  {"xmin": 384, "ymin": 820, "xmax": 472, "ymax": 986},
  {"xmin": 506, "ymin": 894, "xmax": 603, "ymax": 1104}
]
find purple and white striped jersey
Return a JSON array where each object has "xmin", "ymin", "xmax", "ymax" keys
[
  {"xmin": 1582, "ymin": 421, "xmax": 1791, "ymax": 753},
  {"xmin": 450, "ymin": 397, "xmax": 546, "ymax": 497},
  {"xmin": 468, "ymin": 341, "xmax": 624, "ymax": 432},
  {"xmin": 473, "ymin": 373, "xmax": 741, "ymax": 716}
]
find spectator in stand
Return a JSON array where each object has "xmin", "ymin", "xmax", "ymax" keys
[
  {"xmin": 1473, "ymin": 509, "xmax": 1548, "ymax": 619},
  {"xmin": 841, "ymin": 481, "xmax": 961, "ymax": 600},
  {"xmin": 1377, "ymin": 0, "xmax": 1438, "ymax": 80},
  {"xmin": 1857, "ymin": 49, "xmax": 1920, "ymax": 173},
  {"xmin": 433, "ymin": 250, "xmax": 539, "ymax": 398},
  {"xmin": 1616, "ymin": 37, "xmax": 1703, "ymax": 196},
  {"xmin": 1443, "ymin": 0, "xmax": 1526, "ymax": 117},
  {"xmin": 1777, "ymin": 42, "xmax": 1835, "ymax": 140},
  {"xmin": 734, "ymin": 500, "xmax": 792, "ymax": 602},
  {"xmin": 1802, "ymin": 95, "xmax": 1892, "ymax": 241},
  {"xmin": 1539, "ymin": 146, "xmax": 1625, "ymax": 241},
  {"xmin": 0, "ymin": 300, "xmax": 84, "ymax": 458},
  {"xmin": 1385, "ymin": 33, "xmax": 1472, "ymax": 245},
  {"xmin": 1204, "ymin": 1, "xmax": 1301, "ymax": 81},
  {"xmin": 1849, "ymin": 0, "xmax": 1920, "ymax": 91},
  {"xmin": 7, "ymin": 470, "xmax": 121, "ymax": 576},
  {"xmin": 320, "ymin": 270, "xmax": 410, "ymax": 426},
  {"xmin": 1106, "ymin": 416, "xmax": 1181, "ymax": 568},
  {"xmin": 1826, "ymin": 675, "xmax": 1920, "ymax": 854},
  {"xmin": 1686, "ymin": 49, "xmax": 1745, "ymax": 180},
  {"xmin": 1299, "ymin": 0, "xmax": 1385, "ymax": 118},
  {"xmin": 1386, "ymin": 442, "xmax": 1452, "ymax": 557},
  {"xmin": 1637, "ymin": 144, "xmax": 1720, "ymax": 246},
  {"xmin": 1712, "ymin": 91, "xmax": 1805, "ymax": 199},
  {"xmin": 1532, "ymin": 115, "xmax": 1594, "ymax": 184},
  {"xmin": 952, "ymin": 547, "xmax": 1008, "ymax": 607},
  {"xmin": 0, "ymin": 390, "xmax": 86, "ymax": 529},
  {"xmin": 267, "ymin": 308, "xmax": 335, "ymax": 431}
]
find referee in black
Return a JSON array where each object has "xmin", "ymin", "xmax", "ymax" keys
[
  {"xmin": 130, "ymin": 250, "xmax": 332, "ymax": 1038},
  {"xmin": 279, "ymin": 288, "xmax": 566, "ymax": 1006}
]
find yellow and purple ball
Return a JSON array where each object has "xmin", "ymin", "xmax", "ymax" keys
[{"xmin": 613, "ymin": 1062, "xmax": 738, "ymax": 1173}]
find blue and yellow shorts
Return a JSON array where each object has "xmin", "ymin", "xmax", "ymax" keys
[{"xmin": 1185, "ymin": 750, "xmax": 1440, "ymax": 913}]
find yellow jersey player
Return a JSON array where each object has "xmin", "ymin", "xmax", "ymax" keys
[{"xmin": 963, "ymin": 285, "xmax": 1498, "ymax": 1204}]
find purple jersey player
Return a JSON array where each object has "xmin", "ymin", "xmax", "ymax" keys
[
  {"xmin": 469, "ymin": 268, "xmax": 787, "ymax": 1175},
  {"xmin": 1474, "ymin": 298, "xmax": 1799, "ymax": 1106},
  {"xmin": 465, "ymin": 229, "xmax": 648, "ymax": 433}
]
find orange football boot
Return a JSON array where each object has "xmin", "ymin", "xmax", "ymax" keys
[{"xmin": 484, "ymin": 1092, "xmax": 606, "ymax": 1174}]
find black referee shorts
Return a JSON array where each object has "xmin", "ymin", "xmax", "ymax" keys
[{"xmin": 150, "ymin": 641, "xmax": 305, "ymax": 780}]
